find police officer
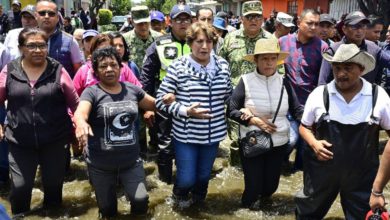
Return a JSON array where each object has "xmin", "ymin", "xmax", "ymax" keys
[{"xmin": 141, "ymin": 4, "xmax": 192, "ymax": 184}]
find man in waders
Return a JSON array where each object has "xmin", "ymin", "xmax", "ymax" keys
[
  {"xmin": 296, "ymin": 44, "xmax": 390, "ymax": 219},
  {"xmin": 140, "ymin": 4, "xmax": 192, "ymax": 184}
]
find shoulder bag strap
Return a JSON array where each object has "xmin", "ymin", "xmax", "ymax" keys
[
  {"xmin": 371, "ymin": 83, "xmax": 378, "ymax": 119},
  {"xmin": 323, "ymin": 85, "xmax": 329, "ymax": 114},
  {"xmin": 271, "ymin": 77, "xmax": 285, "ymax": 124}
]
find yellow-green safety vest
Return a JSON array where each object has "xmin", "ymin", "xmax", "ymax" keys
[{"xmin": 156, "ymin": 41, "xmax": 191, "ymax": 80}]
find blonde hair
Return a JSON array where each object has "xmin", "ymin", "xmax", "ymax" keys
[{"xmin": 186, "ymin": 22, "xmax": 218, "ymax": 46}]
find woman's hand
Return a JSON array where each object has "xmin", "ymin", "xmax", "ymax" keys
[
  {"xmin": 370, "ymin": 193, "xmax": 386, "ymax": 212},
  {"xmin": 251, "ymin": 116, "xmax": 277, "ymax": 134},
  {"xmin": 0, "ymin": 124, "xmax": 3, "ymax": 140},
  {"xmin": 143, "ymin": 111, "xmax": 155, "ymax": 128},
  {"xmin": 187, "ymin": 102, "xmax": 212, "ymax": 119},
  {"xmin": 162, "ymin": 93, "xmax": 176, "ymax": 105},
  {"xmin": 240, "ymin": 108, "xmax": 253, "ymax": 121},
  {"xmin": 75, "ymin": 122, "xmax": 94, "ymax": 148},
  {"xmin": 311, "ymin": 140, "xmax": 333, "ymax": 161}
]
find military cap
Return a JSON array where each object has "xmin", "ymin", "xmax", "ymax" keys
[
  {"xmin": 131, "ymin": 5, "xmax": 151, "ymax": 24},
  {"xmin": 242, "ymin": 1, "xmax": 263, "ymax": 16}
]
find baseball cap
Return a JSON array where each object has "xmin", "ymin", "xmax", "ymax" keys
[
  {"xmin": 276, "ymin": 12, "xmax": 295, "ymax": 27},
  {"xmin": 12, "ymin": 0, "xmax": 21, "ymax": 7},
  {"xmin": 82, "ymin": 29, "xmax": 99, "ymax": 40},
  {"xmin": 242, "ymin": 1, "xmax": 263, "ymax": 16},
  {"xmin": 131, "ymin": 5, "xmax": 151, "ymax": 24},
  {"xmin": 213, "ymin": 17, "xmax": 227, "ymax": 31},
  {"xmin": 151, "ymin": 10, "xmax": 164, "ymax": 22},
  {"xmin": 216, "ymin": 11, "xmax": 228, "ymax": 19},
  {"xmin": 21, "ymin": 5, "xmax": 36, "ymax": 17},
  {"xmin": 320, "ymin": 14, "xmax": 335, "ymax": 25},
  {"xmin": 344, "ymin": 11, "xmax": 369, "ymax": 25},
  {"xmin": 170, "ymin": 4, "xmax": 191, "ymax": 19}
]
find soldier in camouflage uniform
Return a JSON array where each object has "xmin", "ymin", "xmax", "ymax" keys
[
  {"xmin": 123, "ymin": 5, "xmax": 162, "ymax": 75},
  {"xmin": 219, "ymin": 0, "xmax": 272, "ymax": 86},
  {"xmin": 123, "ymin": 5, "xmax": 162, "ymax": 157},
  {"xmin": 219, "ymin": 1, "xmax": 273, "ymax": 152}
]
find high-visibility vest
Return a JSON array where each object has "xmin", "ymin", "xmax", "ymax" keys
[{"xmin": 156, "ymin": 34, "xmax": 191, "ymax": 81}]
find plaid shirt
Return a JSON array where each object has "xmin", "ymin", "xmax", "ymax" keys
[{"xmin": 279, "ymin": 33, "xmax": 328, "ymax": 105}]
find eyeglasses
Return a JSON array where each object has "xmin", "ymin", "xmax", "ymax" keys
[
  {"xmin": 173, "ymin": 18, "xmax": 191, "ymax": 24},
  {"xmin": 244, "ymin": 14, "xmax": 262, "ymax": 21},
  {"xmin": 347, "ymin": 23, "xmax": 367, "ymax": 30},
  {"xmin": 37, "ymin": 10, "xmax": 57, "ymax": 17},
  {"xmin": 24, "ymin": 43, "xmax": 47, "ymax": 51},
  {"xmin": 98, "ymin": 63, "xmax": 120, "ymax": 70}
]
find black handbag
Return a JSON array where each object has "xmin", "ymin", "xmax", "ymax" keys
[{"xmin": 241, "ymin": 81, "xmax": 285, "ymax": 158}]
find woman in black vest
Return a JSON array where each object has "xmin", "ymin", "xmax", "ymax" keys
[{"xmin": 0, "ymin": 28, "xmax": 79, "ymax": 215}]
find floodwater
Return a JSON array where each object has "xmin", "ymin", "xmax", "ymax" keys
[{"xmin": 1, "ymin": 137, "xmax": 388, "ymax": 220}]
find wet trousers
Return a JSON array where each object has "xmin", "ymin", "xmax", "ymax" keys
[
  {"xmin": 295, "ymin": 147, "xmax": 377, "ymax": 220},
  {"xmin": 87, "ymin": 159, "xmax": 149, "ymax": 217},
  {"xmin": 173, "ymin": 139, "xmax": 218, "ymax": 201},
  {"xmin": 8, "ymin": 142, "xmax": 68, "ymax": 214},
  {"xmin": 239, "ymin": 144, "xmax": 287, "ymax": 207}
]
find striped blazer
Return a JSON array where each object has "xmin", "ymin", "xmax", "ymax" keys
[{"xmin": 156, "ymin": 54, "xmax": 232, "ymax": 144}]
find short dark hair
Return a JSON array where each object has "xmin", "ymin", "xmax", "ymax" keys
[
  {"xmin": 18, "ymin": 27, "xmax": 48, "ymax": 47},
  {"xmin": 367, "ymin": 14, "xmax": 384, "ymax": 28},
  {"xmin": 109, "ymin": 32, "xmax": 130, "ymax": 62},
  {"xmin": 196, "ymin": 7, "xmax": 213, "ymax": 19},
  {"xmin": 299, "ymin": 9, "xmax": 320, "ymax": 20},
  {"xmin": 91, "ymin": 47, "xmax": 123, "ymax": 77},
  {"xmin": 64, "ymin": 16, "xmax": 71, "ymax": 22}
]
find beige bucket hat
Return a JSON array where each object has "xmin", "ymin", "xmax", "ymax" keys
[
  {"xmin": 322, "ymin": 44, "xmax": 375, "ymax": 76},
  {"xmin": 244, "ymin": 38, "xmax": 289, "ymax": 63}
]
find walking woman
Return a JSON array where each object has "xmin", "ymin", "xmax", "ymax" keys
[
  {"xmin": 228, "ymin": 38, "xmax": 303, "ymax": 210},
  {"xmin": 0, "ymin": 28, "xmax": 79, "ymax": 215},
  {"xmin": 74, "ymin": 47, "xmax": 155, "ymax": 218},
  {"xmin": 73, "ymin": 33, "xmax": 141, "ymax": 96},
  {"xmin": 156, "ymin": 22, "xmax": 232, "ymax": 207}
]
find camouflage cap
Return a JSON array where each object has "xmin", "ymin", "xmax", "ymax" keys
[
  {"xmin": 242, "ymin": 1, "xmax": 263, "ymax": 16},
  {"xmin": 131, "ymin": 5, "xmax": 151, "ymax": 24}
]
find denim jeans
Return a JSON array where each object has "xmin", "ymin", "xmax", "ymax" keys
[
  {"xmin": 172, "ymin": 139, "xmax": 219, "ymax": 201},
  {"xmin": 0, "ymin": 105, "xmax": 8, "ymax": 182}
]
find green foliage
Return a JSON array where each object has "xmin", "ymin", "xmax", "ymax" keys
[
  {"xmin": 144, "ymin": 0, "xmax": 165, "ymax": 11},
  {"xmin": 161, "ymin": 0, "xmax": 176, "ymax": 14},
  {"xmin": 98, "ymin": 9, "xmax": 113, "ymax": 25},
  {"xmin": 110, "ymin": 0, "xmax": 132, "ymax": 16},
  {"xmin": 98, "ymin": 24, "xmax": 118, "ymax": 32}
]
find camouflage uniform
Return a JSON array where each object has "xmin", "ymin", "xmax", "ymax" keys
[
  {"xmin": 123, "ymin": 29, "xmax": 162, "ymax": 72},
  {"xmin": 219, "ymin": 28, "xmax": 273, "ymax": 86}
]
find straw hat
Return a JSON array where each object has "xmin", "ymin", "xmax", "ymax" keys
[
  {"xmin": 322, "ymin": 44, "xmax": 375, "ymax": 76},
  {"xmin": 244, "ymin": 38, "xmax": 289, "ymax": 63}
]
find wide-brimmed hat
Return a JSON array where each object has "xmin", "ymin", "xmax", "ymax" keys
[
  {"xmin": 322, "ymin": 44, "xmax": 375, "ymax": 76},
  {"xmin": 244, "ymin": 38, "xmax": 289, "ymax": 63}
]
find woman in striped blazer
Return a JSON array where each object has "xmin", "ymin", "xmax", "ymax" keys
[{"xmin": 156, "ymin": 22, "xmax": 232, "ymax": 208}]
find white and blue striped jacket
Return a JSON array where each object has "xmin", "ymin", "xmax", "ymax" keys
[{"xmin": 156, "ymin": 54, "xmax": 233, "ymax": 144}]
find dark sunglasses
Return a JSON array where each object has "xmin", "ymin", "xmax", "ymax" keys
[
  {"xmin": 38, "ymin": 10, "xmax": 57, "ymax": 17},
  {"xmin": 244, "ymin": 14, "xmax": 262, "ymax": 21}
]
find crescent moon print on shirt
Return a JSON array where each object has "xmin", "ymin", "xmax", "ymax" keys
[{"xmin": 103, "ymin": 100, "xmax": 138, "ymax": 147}]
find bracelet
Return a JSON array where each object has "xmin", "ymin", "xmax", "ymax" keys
[{"xmin": 372, "ymin": 189, "xmax": 384, "ymax": 197}]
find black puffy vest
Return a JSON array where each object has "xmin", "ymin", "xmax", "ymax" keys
[{"xmin": 5, "ymin": 57, "xmax": 73, "ymax": 148}]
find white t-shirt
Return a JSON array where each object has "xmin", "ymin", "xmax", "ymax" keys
[{"xmin": 301, "ymin": 78, "xmax": 390, "ymax": 130}]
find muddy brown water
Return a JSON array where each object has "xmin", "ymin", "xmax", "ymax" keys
[{"xmin": 1, "ymin": 137, "xmax": 389, "ymax": 220}]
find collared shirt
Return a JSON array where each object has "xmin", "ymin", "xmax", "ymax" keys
[
  {"xmin": 218, "ymin": 27, "xmax": 273, "ymax": 86},
  {"xmin": 279, "ymin": 33, "xmax": 328, "ymax": 105},
  {"xmin": 302, "ymin": 78, "xmax": 390, "ymax": 129},
  {"xmin": 318, "ymin": 37, "xmax": 390, "ymax": 85},
  {"xmin": 187, "ymin": 54, "xmax": 217, "ymax": 79},
  {"xmin": 123, "ymin": 29, "xmax": 162, "ymax": 71}
]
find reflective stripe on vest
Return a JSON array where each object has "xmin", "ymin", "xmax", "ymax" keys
[{"xmin": 156, "ymin": 42, "xmax": 191, "ymax": 81}]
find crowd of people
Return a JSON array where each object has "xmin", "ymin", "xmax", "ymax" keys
[{"xmin": 0, "ymin": 0, "xmax": 390, "ymax": 219}]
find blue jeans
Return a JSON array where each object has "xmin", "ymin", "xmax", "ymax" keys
[
  {"xmin": 0, "ymin": 105, "xmax": 8, "ymax": 182},
  {"xmin": 173, "ymin": 139, "xmax": 219, "ymax": 201}
]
